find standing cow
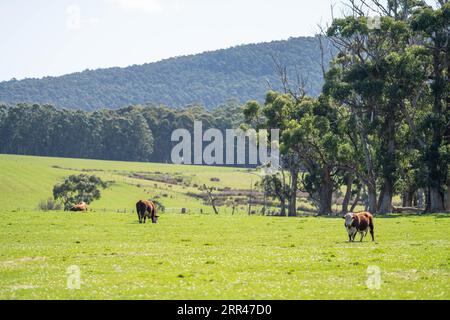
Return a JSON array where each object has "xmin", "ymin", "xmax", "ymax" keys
[
  {"xmin": 343, "ymin": 211, "xmax": 375, "ymax": 242},
  {"xmin": 136, "ymin": 200, "xmax": 158, "ymax": 224}
]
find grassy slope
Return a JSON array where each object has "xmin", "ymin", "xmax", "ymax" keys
[
  {"xmin": 0, "ymin": 212, "xmax": 448, "ymax": 299},
  {"xmin": 0, "ymin": 154, "xmax": 254, "ymax": 212}
]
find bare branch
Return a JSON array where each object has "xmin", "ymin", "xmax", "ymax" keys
[{"xmin": 271, "ymin": 54, "xmax": 308, "ymax": 102}]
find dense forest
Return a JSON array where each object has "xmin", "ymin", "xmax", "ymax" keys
[
  {"xmin": 0, "ymin": 37, "xmax": 332, "ymax": 110},
  {"xmin": 0, "ymin": 101, "xmax": 243, "ymax": 163},
  {"xmin": 242, "ymin": 0, "xmax": 449, "ymax": 215}
]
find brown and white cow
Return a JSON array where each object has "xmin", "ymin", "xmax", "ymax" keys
[
  {"xmin": 136, "ymin": 200, "xmax": 159, "ymax": 224},
  {"xmin": 343, "ymin": 211, "xmax": 374, "ymax": 242},
  {"xmin": 70, "ymin": 202, "xmax": 88, "ymax": 212}
]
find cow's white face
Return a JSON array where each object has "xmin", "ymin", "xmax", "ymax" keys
[{"xmin": 344, "ymin": 212, "xmax": 355, "ymax": 227}]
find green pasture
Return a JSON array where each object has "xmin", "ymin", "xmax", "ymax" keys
[
  {"xmin": 0, "ymin": 154, "xmax": 448, "ymax": 299},
  {"xmin": 0, "ymin": 212, "xmax": 448, "ymax": 299}
]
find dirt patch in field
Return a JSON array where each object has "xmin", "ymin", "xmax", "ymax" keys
[
  {"xmin": 51, "ymin": 165, "xmax": 104, "ymax": 173},
  {"xmin": 128, "ymin": 172, "xmax": 192, "ymax": 187}
]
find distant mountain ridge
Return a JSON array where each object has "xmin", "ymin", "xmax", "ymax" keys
[{"xmin": 0, "ymin": 36, "xmax": 332, "ymax": 110}]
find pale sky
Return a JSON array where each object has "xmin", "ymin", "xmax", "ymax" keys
[{"xmin": 0, "ymin": 0, "xmax": 339, "ymax": 81}]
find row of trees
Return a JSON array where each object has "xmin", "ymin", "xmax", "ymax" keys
[
  {"xmin": 0, "ymin": 104, "xmax": 153, "ymax": 161},
  {"xmin": 0, "ymin": 101, "xmax": 243, "ymax": 163},
  {"xmin": 244, "ymin": 0, "xmax": 449, "ymax": 215}
]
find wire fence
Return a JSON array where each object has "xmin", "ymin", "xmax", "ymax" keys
[
  {"xmin": 14, "ymin": 203, "xmax": 290, "ymax": 216},
  {"xmin": 91, "ymin": 206, "xmax": 284, "ymax": 215}
]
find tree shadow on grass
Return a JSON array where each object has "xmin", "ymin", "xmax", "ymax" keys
[
  {"xmin": 375, "ymin": 213, "xmax": 450, "ymax": 219},
  {"xmin": 302, "ymin": 213, "xmax": 450, "ymax": 219},
  {"xmin": 432, "ymin": 214, "xmax": 450, "ymax": 219}
]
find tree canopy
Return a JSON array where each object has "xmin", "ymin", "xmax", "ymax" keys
[
  {"xmin": 0, "ymin": 101, "xmax": 243, "ymax": 163},
  {"xmin": 53, "ymin": 174, "xmax": 108, "ymax": 210}
]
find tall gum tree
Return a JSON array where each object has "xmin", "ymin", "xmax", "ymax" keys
[
  {"xmin": 410, "ymin": 1, "xmax": 449, "ymax": 211},
  {"xmin": 324, "ymin": 0, "xmax": 427, "ymax": 213}
]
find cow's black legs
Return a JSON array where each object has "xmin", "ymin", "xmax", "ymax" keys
[
  {"xmin": 137, "ymin": 203, "xmax": 143, "ymax": 223},
  {"xmin": 369, "ymin": 222, "xmax": 375, "ymax": 241}
]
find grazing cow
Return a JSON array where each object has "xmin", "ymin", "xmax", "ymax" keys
[
  {"xmin": 343, "ymin": 211, "xmax": 374, "ymax": 242},
  {"xmin": 70, "ymin": 202, "xmax": 88, "ymax": 212},
  {"xmin": 136, "ymin": 200, "xmax": 158, "ymax": 224}
]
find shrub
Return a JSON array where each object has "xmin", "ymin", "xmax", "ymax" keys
[{"xmin": 38, "ymin": 198, "xmax": 62, "ymax": 211}]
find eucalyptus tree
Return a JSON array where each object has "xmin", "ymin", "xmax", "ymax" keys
[
  {"xmin": 409, "ymin": 1, "xmax": 449, "ymax": 211},
  {"xmin": 244, "ymin": 91, "xmax": 350, "ymax": 215},
  {"xmin": 324, "ymin": 0, "xmax": 427, "ymax": 213},
  {"xmin": 53, "ymin": 174, "xmax": 108, "ymax": 210},
  {"xmin": 243, "ymin": 91, "xmax": 302, "ymax": 216}
]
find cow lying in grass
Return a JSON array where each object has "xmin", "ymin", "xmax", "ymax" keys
[
  {"xmin": 70, "ymin": 202, "xmax": 88, "ymax": 212},
  {"xmin": 136, "ymin": 200, "xmax": 159, "ymax": 224},
  {"xmin": 343, "ymin": 212, "xmax": 374, "ymax": 242}
]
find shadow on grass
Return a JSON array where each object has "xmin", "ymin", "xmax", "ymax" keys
[
  {"xmin": 433, "ymin": 214, "xmax": 450, "ymax": 219},
  {"xmin": 375, "ymin": 213, "xmax": 450, "ymax": 219},
  {"xmin": 293, "ymin": 212, "xmax": 450, "ymax": 219}
]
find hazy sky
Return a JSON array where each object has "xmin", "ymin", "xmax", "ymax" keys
[{"xmin": 0, "ymin": 0, "xmax": 339, "ymax": 81}]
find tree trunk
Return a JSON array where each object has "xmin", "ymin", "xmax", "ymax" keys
[
  {"xmin": 446, "ymin": 180, "xmax": 450, "ymax": 211},
  {"xmin": 288, "ymin": 169, "xmax": 298, "ymax": 217},
  {"xmin": 203, "ymin": 184, "xmax": 219, "ymax": 214},
  {"xmin": 350, "ymin": 187, "xmax": 361, "ymax": 212},
  {"xmin": 341, "ymin": 174, "xmax": 353, "ymax": 214},
  {"xmin": 407, "ymin": 188, "xmax": 414, "ymax": 207},
  {"xmin": 367, "ymin": 183, "xmax": 377, "ymax": 214},
  {"xmin": 317, "ymin": 169, "xmax": 333, "ymax": 215},
  {"xmin": 318, "ymin": 184, "xmax": 333, "ymax": 215},
  {"xmin": 356, "ymin": 113, "xmax": 377, "ymax": 214},
  {"xmin": 402, "ymin": 189, "xmax": 414, "ymax": 207},
  {"xmin": 427, "ymin": 187, "xmax": 445, "ymax": 212},
  {"xmin": 412, "ymin": 192, "xmax": 417, "ymax": 207},
  {"xmin": 424, "ymin": 47, "xmax": 446, "ymax": 213},
  {"xmin": 378, "ymin": 182, "xmax": 393, "ymax": 214},
  {"xmin": 378, "ymin": 109, "xmax": 396, "ymax": 214},
  {"xmin": 279, "ymin": 198, "xmax": 286, "ymax": 216},
  {"xmin": 417, "ymin": 189, "xmax": 424, "ymax": 208}
]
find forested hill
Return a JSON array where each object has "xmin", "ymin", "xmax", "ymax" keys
[{"xmin": 0, "ymin": 36, "xmax": 331, "ymax": 110}]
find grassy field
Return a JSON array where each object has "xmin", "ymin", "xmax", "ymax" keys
[
  {"xmin": 0, "ymin": 154, "xmax": 449, "ymax": 299},
  {"xmin": 0, "ymin": 212, "xmax": 449, "ymax": 299},
  {"xmin": 0, "ymin": 154, "xmax": 257, "ymax": 213}
]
